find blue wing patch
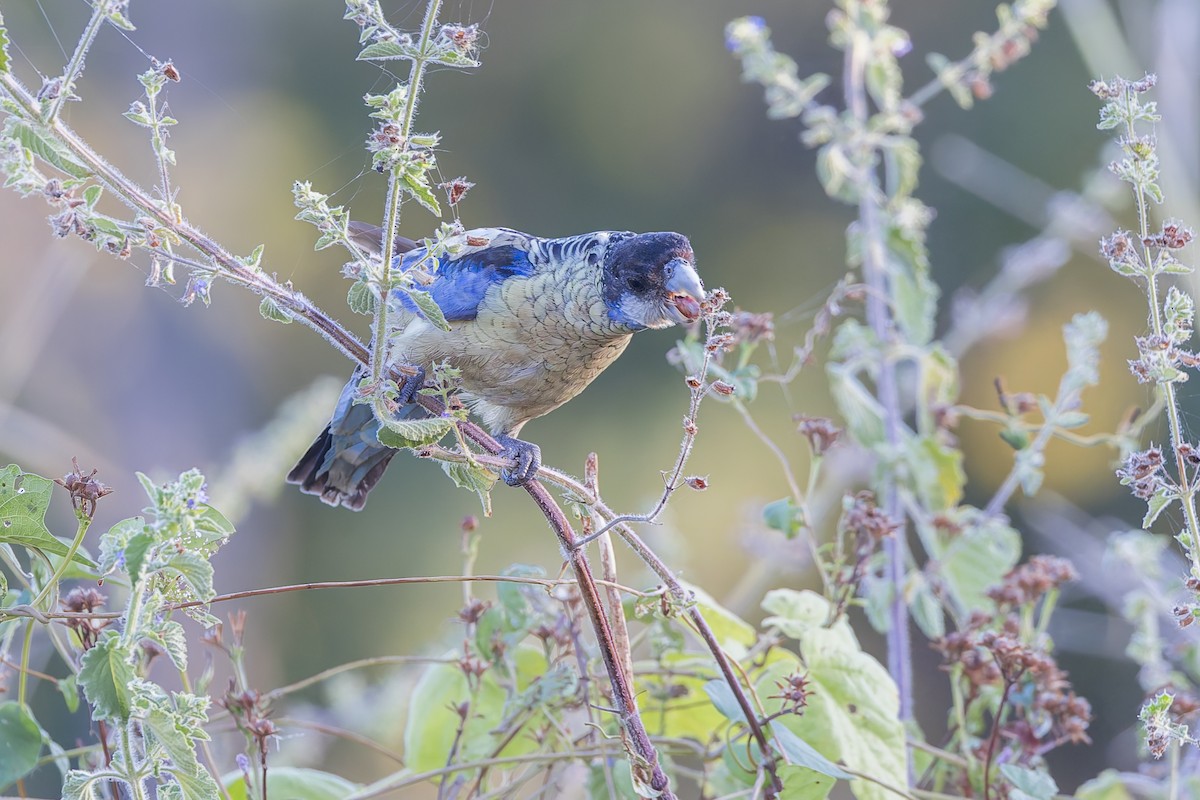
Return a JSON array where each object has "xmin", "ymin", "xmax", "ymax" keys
[{"xmin": 393, "ymin": 245, "xmax": 536, "ymax": 321}]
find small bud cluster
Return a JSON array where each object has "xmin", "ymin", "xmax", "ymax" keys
[
  {"xmin": 1116, "ymin": 446, "xmax": 1166, "ymax": 500},
  {"xmin": 986, "ymin": 555, "xmax": 1079, "ymax": 610},
  {"xmin": 61, "ymin": 586, "xmax": 109, "ymax": 650},
  {"xmin": 933, "ymin": 608, "xmax": 1092, "ymax": 758},
  {"xmin": 795, "ymin": 415, "xmax": 842, "ymax": 457},
  {"xmin": 54, "ymin": 457, "xmax": 113, "ymax": 518},
  {"xmin": 770, "ymin": 671, "xmax": 813, "ymax": 715}
]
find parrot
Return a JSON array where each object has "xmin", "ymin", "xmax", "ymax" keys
[{"xmin": 287, "ymin": 224, "xmax": 705, "ymax": 510}]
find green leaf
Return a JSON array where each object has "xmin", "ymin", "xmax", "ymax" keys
[
  {"xmin": 196, "ymin": 504, "xmax": 235, "ymax": 538},
  {"xmin": 907, "ymin": 436, "xmax": 965, "ymax": 512},
  {"xmin": 403, "ymin": 286, "xmax": 451, "ymax": 331},
  {"xmin": 357, "ymin": 41, "xmax": 408, "ymax": 61},
  {"xmin": 144, "ymin": 704, "xmax": 219, "ymax": 800},
  {"xmin": 441, "ymin": 461, "xmax": 495, "ymax": 517},
  {"xmin": 161, "ymin": 551, "xmax": 215, "ymax": 602},
  {"xmin": 0, "ymin": 12, "xmax": 9, "ymax": 75},
  {"xmin": 1074, "ymin": 769, "xmax": 1136, "ymax": 800},
  {"xmin": 1000, "ymin": 764, "xmax": 1058, "ymax": 800},
  {"xmin": 123, "ymin": 529, "xmax": 154, "ymax": 586},
  {"xmin": 6, "ymin": 120, "xmax": 91, "ymax": 178},
  {"xmin": 347, "ymin": 280, "xmax": 377, "ymax": 315},
  {"xmin": 259, "ymin": 296, "xmax": 293, "ymax": 324},
  {"xmin": 907, "ymin": 571, "xmax": 945, "ymax": 639},
  {"xmin": 376, "ymin": 415, "xmax": 454, "ymax": 449},
  {"xmin": 79, "ymin": 631, "xmax": 134, "ymax": 722},
  {"xmin": 0, "ymin": 464, "xmax": 92, "ymax": 565},
  {"xmin": 703, "ymin": 678, "xmax": 748, "ymax": 723},
  {"xmin": 58, "ymin": 673, "xmax": 80, "ymax": 714},
  {"xmin": 998, "ymin": 428, "xmax": 1029, "ymax": 450},
  {"xmin": 678, "ymin": 580, "xmax": 757, "ymax": 651},
  {"xmin": 0, "ymin": 701, "xmax": 42, "ymax": 786},
  {"xmin": 62, "ymin": 770, "xmax": 101, "ymax": 800},
  {"xmin": 82, "ymin": 184, "xmax": 103, "ymax": 209},
  {"xmin": 771, "ymin": 723, "xmax": 852, "ymax": 779},
  {"xmin": 778, "ymin": 764, "xmax": 836, "ymax": 800},
  {"xmin": 223, "ymin": 768, "xmax": 362, "ymax": 800},
  {"xmin": 938, "ymin": 512, "xmax": 1021, "ymax": 616},
  {"xmin": 148, "ymin": 620, "xmax": 189, "ymax": 671},
  {"xmin": 760, "ymin": 590, "xmax": 906, "ymax": 800},
  {"xmin": 763, "ymin": 497, "xmax": 804, "ymax": 539},
  {"xmin": 404, "ymin": 647, "xmax": 546, "ymax": 774},
  {"xmin": 1144, "ymin": 486, "xmax": 1175, "ymax": 528}
]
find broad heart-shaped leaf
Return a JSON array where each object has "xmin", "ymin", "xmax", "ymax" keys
[
  {"xmin": 0, "ymin": 464, "xmax": 92, "ymax": 565},
  {"xmin": 223, "ymin": 767, "xmax": 362, "ymax": 800},
  {"xmin": 639, "ymin": 653, "xmax": 726, "ymax": 741},
  {"xmin": 404, "ymin": 646, "xmax": 547, "ymax": 774},
  {"xmin": 761, "ymin": 590, "xmax": 906, "ymax": 800},
  {"xmin": 376, "ymin": 415, "xmax": 454, "ymax": 449},
  {"xmin": 78, "ymin": 631, "xmax": 134, "ymax": 722},
  {"xmin": 0, "ymin": 701, "xmax": 43, "ymax": 786}
]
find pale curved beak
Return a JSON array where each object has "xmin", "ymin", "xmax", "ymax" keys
[{"xmin": 663, "ymin": 258, "xmax": 704, "ymax": 322}]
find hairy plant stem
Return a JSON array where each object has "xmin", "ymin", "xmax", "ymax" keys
[
  {"xmin": 369, "ymin": 0, "xmax": 442, "ymax": 398},
  {"xmin": 1122, "ymin": 88, "xmax": 1200, "ymax": 577},
  {"xmin": 845, "ymin": 23, "xmax": 913, "ymax": 723},
  {"xmin": 43, "ymin": 0, "xmax": 113, "ymax": 122}
]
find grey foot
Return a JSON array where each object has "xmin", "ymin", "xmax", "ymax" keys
[{"xmin": 494, "ymin": 435, "xmax": 541, "ymax": 487}]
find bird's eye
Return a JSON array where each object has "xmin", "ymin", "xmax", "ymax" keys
[{"xmin": 626, "ymin": 275, "xmax": 648, "ymax": 293}]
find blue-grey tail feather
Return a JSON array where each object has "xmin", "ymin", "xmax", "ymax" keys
[{"xmin": 287, "ymin": 372, "xmax": 413, "ymax": 511}]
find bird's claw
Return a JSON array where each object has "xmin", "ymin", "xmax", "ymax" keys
[
  {"xmin": 397, "ymin": 366, "xmax": 426, "ymax": 405},
  {"xmin": 495, "ymin": 435, "xmax": 541, "ymax": 487}
]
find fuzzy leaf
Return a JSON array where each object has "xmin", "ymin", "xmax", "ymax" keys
[
  {"xmin": 161, "ymin": 551, "xmax": 215, "ymax": 602},
  {"xmin": 402, "ymin": 167, "xmax": 442, "ymax": 216},
  {"xmin": 259, "ymin": 296, "xmax": 293, "ymax": 324},
  {"xmin": 0, "ymin": 464, "xmax": 92, "ymax": 565},
  {"xmin": 148, "ymin": 620, "xmax": 189, "ymax": 671},
  {"xmin": 403, "ymin": 286, "xmax": 451, "ymax": 331},
  {"xmin": 7, "ymin": 120, "xmax": 91, "ymax": 178},
  {"xmin": 347, "ymin": 280, "xmax": 377, "ymax": 315},
  {"xmin": 79, "ymin": 632, "xmax": 134, "ymax": 722},
  {"xmin": 0, "ymin": 701, "xmax": 42, "ymax": 786},
  {"xmin": 1143, "ymin": 487, "xmax": 1175, "ymax": 528},
  {"xmin": 62, "ymin": 770, "xmax": 99, "ymax": 800},
  {"xmin": 357, "ymin": 41, "xmax": 409, "ymax": 61},
  {"xmin": 441, "ymin": 461, "xmax": 494, "ymax": 516},
  {"xmin": 376, "ymin": 415, "xmax": 454, "ymax": 449},
  {"xmin": 144, "ymin": 704, "xmax": 219, "ymax": 800}
]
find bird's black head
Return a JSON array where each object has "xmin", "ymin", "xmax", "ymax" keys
[{"xmin": 601, "ymin": 232, "xmax": 705, "ymax": 330}]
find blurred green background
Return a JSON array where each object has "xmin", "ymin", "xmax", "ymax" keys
[{"xmin": 1, "ymin": 0, "xmax": 1193, "ymax": 793}]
